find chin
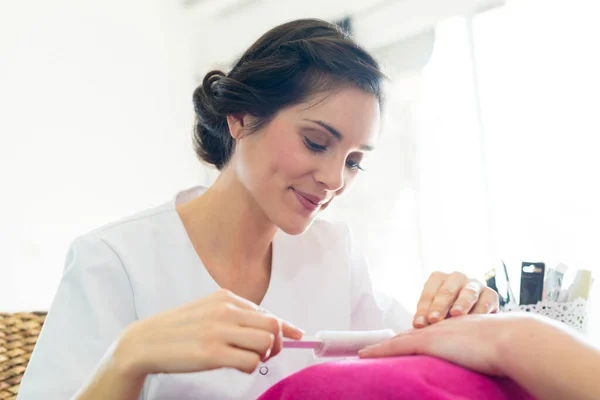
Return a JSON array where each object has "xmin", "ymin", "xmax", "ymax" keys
[{"xmin": 275, "ymin": 215, "xmax": 316, "ymax": 236}]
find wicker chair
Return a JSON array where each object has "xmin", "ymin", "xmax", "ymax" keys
[{"xmin": 0, "ymin": 312, "xmax": 47, "ymax": 400}]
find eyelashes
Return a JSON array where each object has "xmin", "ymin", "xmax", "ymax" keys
[
  {"xmin": 303, "ymin": 137, "xmax": 365, "ymax": 171},
  {"xmin": 346, "ymin": 160, "xmax": 364, "ymax": 171},
  {"xmin": 304, "ymin": 137, "xmax": 327, "ymax": 153}
]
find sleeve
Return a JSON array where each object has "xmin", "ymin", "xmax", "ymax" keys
[
  {"xmin": 344, "ymin": 224, "xmax": 414, "ymax": 334},
  {"xmin": 18, "ymin": 234, "xmax": 139, "ymax": 400}
]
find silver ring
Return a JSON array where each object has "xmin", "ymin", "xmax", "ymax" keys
[{"xmin": 464, "ymin": 281, "xmax": 482, "ymax": 293}]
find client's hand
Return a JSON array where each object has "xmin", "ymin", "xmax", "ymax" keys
[
  {"xmin": 114, "ymin": 289, "xmax": 303, "ymax": 379},
  {"xmin": 413, "ymin": 271, "xmax": 499, "ymax": 328},
  {"xmin": 360, "ymin": 313, "xmax": 600, "ymax": 400},
  {"xmin": 359, "ymin": 313, "xmax": 529, "ymax": 376}
]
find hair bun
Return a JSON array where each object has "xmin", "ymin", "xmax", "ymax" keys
[
  {"xmin": 192, "ymin": 69, "xmax": 232, "ymax": 170},
  {"xmin": 202, "ymin": 70, "xmax": 226, "ymax": 98}
]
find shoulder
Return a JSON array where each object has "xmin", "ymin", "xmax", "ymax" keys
[
  {"xmin": 72, "ymin": 186, "xmax": 208, "ymax": 259},
  {"xmin": 86, "ymin": 201, "xmax": 176, "ymax": 240},
  {"xmin": 67, "ymin": 201, "xmax": 179, "ymax": 266},
  {"xmin": 83, "ymin": 201, "xmax": 176, "ymax": 242}
]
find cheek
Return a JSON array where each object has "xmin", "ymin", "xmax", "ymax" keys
[
  {"xmin": 266, "ymin": 134, "xmax": 313, "ymax": 179},
  {"xmin": 273, "ymin": 149, "xmax": 308, "ymax": 177}
]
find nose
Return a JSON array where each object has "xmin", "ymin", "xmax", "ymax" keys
[{"xmin": 314, "ymin": 157, "xmax": 345, "ymax": 192}]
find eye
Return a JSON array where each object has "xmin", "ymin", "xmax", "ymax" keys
[
  {"xmin": 304, "ymin": 137, "xmax": 327, "ymax": 153},
  {"xmin": 346, "ymin": 159, "xmax": 365, "ymax": 171}
]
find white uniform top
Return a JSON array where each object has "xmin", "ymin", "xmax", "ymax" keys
[{"xmin": 18, "ymin": 186, "xmax": 413, "ymax": 400}]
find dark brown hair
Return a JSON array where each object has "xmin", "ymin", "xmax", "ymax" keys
[{"xmin": 192, "ymin": 18, "xmax": 385, "ymax": 170}]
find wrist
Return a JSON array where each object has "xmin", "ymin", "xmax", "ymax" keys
[
  {"xmin": 112, "ymin": 325, "xmax": 148, "ymax": 381},
  {"xmin": 493, "ymin": 314, "xmax": 547, "ymax": 378}
]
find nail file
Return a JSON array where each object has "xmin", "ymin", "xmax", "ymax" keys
[
  {"xmin": 283, "ymin": 329, "xmax": 395, "ymax": 357},
  {"xmin": 282, "ymin": 336, "xmax": 322, "ymax": 349}
]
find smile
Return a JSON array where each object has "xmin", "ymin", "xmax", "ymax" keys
[{"xmin": 291, "ymin": 188, "xmax": 324, "ymax": 212}]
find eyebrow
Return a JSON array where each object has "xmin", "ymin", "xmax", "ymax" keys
[{"xmin": 304, "ymin": 119, "xmax": 374, "ymax": 151}]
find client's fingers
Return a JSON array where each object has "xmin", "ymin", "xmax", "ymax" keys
[{"xmin": 358, "ymin": 333, "xmax": 423, "ymax": 359}]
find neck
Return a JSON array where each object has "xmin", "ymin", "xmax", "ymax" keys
[{"xmin": 178, "ymin": 166, "xmax": 277, "ymax": 273}]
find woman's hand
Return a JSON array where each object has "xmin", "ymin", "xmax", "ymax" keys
[
  {"xmin": 113, "ymin": 289, "xmax": 304, "ymax": 379},
  {"xmin": 412, "ymin": 271, "xmax": 499, "ymax": 328},
  {"xmin": 360, "ymin": 314, "xmax": 600, "ymax": 400},
  {"xmin": 359, "ymin": 313, "xmax": 530, "ymax": 376}
]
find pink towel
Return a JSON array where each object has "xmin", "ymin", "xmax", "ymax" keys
[{"xmin": 258, "ymin": 356, "xmax": 536, "ymax": 400}]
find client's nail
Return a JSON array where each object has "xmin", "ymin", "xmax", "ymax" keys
[
  {"xmin": 429, "ymin": 311, "xmax": 441, "ymax": 321},
  {"xmin": 414, "ymin": 316, "xmax": 426, "ymax": 326},
  {"xmin": 452, "ymin": 305, "xmax": 464, "ymax": 314},
  {"xmin": 358, "ymin": 347, "xmax": 372, "ymax": 357}
]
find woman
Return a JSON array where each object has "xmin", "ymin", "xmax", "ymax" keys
[{"xmin": 18, "ymin": 19, "xmax": 498, "ymax": 400}]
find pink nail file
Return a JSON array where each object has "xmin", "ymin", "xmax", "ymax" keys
[{"xmin": 283, "ymin": 329, "xmax": 395, "ymax": 357}]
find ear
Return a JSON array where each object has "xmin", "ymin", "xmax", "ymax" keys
[{"xmin": 226, "ymin": 113, "xmax": 246, "ymax": 140}]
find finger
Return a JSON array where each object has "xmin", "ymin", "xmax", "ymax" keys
[
  {"xmin": 237, "ymin": 310, "xmax": 281, "ymax": 334},
  {"xmin": 269, "ymin": 326, "xmax": 284, "ymax": 360},
  {"xmin": 427, "ymin": 272, "xmax": 468, "ymax": 323},
  {"xmin": 264, "ymin": 320, "xmax": 305, "ymax": 360},
  {"xmin": 470, "ymin": 288, "xmax": 500, "ymax": 314},
  {"xmin": 216, "ymin": 290, "xmax": 305, "ymax": 339},
  {"xmin": 282, "ymin": 320, "xmax": 304, "ymax": 340},
  {"xmin": 358, "ymin": 333, "xmax": 425, "ymax": 359},
  {"xmin": 219, "ymin": 346, "xmax": 262, "ymax": 374},
  {"xmin": 413, "ymin": 272, "xmax": 447, "ymax": 328},
  {"xmin": 257, "ymin": 306, "xmax": 304, "ymax": 340},
  {"xmin": 222, "ymin": 326, "xmax": 275, "ymax": 359},
  {"xmin": 236, "ymin": 308, "xmax": 304, "ymax": 341},
  {"xmin": 449, "ymin": 280, "xmax": 483, "ymax": 317},
  {"xmin": 231, "ymin": 311, "xmax": 283, "ymax": 362},
  {"xmin": 217, "ymin": 289, "xmax": 262, "ymax": 311}
]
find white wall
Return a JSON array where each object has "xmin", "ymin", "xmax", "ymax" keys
[
  {"xmin": 472, "ymin": 0, "xmax": 600, "ymax": 337},
  {"xmin": 0, "ymin": 0, "xmax": 204, "ymax": 311}
]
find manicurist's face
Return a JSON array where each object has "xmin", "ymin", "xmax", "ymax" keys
[{"xmin": 230, "ymin": 86, "xmax": 380, "ymax": 235}]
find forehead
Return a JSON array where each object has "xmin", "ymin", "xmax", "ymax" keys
[{"xmin": 280, "ymin": 87, "xmax": 381, "ymax": 145}]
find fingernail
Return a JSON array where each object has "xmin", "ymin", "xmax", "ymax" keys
[
  {"xmin": 429, "ymin": 311, "xmax": 441, "ymax": 320},
  {"xmin": 452, "ymin": 305, "xmax": 464, "ymax": 314},
  {"xmin": 286, "ymin": 321, "xmax": 304, "ymax": 333},
  {"xmin": 414, "ymin": 316, "xmax": 426, "ymax": 326},
  {"xmin": 358, "ymin": 347, "xmax": 372, "ymax": 357},
  {"xmin": 262, "ymin": 348, "xmax": 272, "ymax": 362}
]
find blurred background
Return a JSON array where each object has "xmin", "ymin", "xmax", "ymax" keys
[{"xmin": 1, "ymin": 0, "xmax": 598, "ymax": 338}]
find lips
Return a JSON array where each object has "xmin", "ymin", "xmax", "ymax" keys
[
  {"xmin": 291, "ymin": 188, "xmax": 327, "ymax": 213},
  {"xmin": 291, "ymin": 188, "xmax": 325, "ymax": 205}
]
